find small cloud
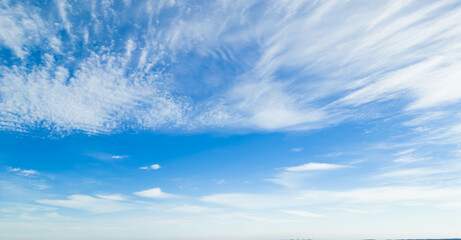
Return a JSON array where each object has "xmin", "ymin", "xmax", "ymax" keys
[
  {"xmin": 290, "ymin": 147, "xmax": 304, "ymax": 152},
  {"xmin": 133, "ymin": 187, "xmax": 177, "ymax": 199},
  {"xmin": 282, "ymin": 210, "xmax": 324, "ymax": 218},
  {"xmin": 111, "ymin": 155, "xmax": 129, "ymax": 159},
  {"xmin": 285, "ymin": 162, "xmax": 347, "ymax": 172},
  {"xmin": 139, "ymin": 164, "xmax": 161, "ymax": 170},
  {"xmin": 150, "ymin": 164, "xmax": 161, "ymax": 170},
  {"xmin": 8, "ymin": 167, "xmax": 39, "ymax": 177}
]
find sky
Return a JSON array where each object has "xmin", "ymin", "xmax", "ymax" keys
[{"xmin": 1, "ymin": 0, "xmax": 461, "ymax": 239}]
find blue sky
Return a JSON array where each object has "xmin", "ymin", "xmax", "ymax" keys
[{"xmin": 1, "ymin": 0, "xmax": 461, "ymax": 239}]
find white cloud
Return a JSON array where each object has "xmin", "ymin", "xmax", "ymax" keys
[
  {"xmin": 139, "ymin": 164, "xmax": 161, "ymax": 170},
  {"xmin": 285, "ymin": 162, "xmax": 347, "ymax": 172},
  {"xmin": 133, "ymin": 188, "xmax": 177, "ymax": 199},
  {"xmin": 111, "ymin": 155, "xmax": 129, "ymax": 159},
  {"xmin": 8, "ymin": 167, "xmax": 39, "ymax": 177},
  {"xmin": 150, "ymin": 164, "xmax": 161, "ymax": 170}
]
